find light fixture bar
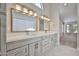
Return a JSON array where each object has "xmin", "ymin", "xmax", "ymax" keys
[{"xmin": 23, "ymin": 8, "xmax": 28, "ymax": 13}]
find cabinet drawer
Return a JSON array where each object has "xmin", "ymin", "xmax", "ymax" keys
[{"xmin": 7, "ymin": 45, "xmax": 28, "ymax": 56}]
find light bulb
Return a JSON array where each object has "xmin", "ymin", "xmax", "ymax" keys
[
  {"xmin": 29, "ymin": 10, "xmax": 33, "ymax": 15},
  {"xmin": 23, "ymin": 8, "xmax": 28, "ymax": 13},
  {"xmin": 16, "ymin": 4, "xmax": 21, "ymax": 11},
  {"xmin": 34, "ymin": 13, "xmax": 37, "ymax": 16}
]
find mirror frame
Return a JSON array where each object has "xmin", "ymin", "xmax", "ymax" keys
[{"xmin": 10, "ymin": 8, "xmax": 37, "ymax": 32}]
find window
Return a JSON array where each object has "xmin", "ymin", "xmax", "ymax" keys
[
  {"xmin": 66, "ymin": 24, "xmax": 77, "ymax": 33},
  {"xmin": 66, "ymin": 25, "xmax": 70, "ymax": 33},
  {"xmin": 34, "ymin": 3, "xmax": 43, "ymax": 9},
  {"xmin": 73, "ymin": 24, "xmax": 77, "ymax": 33}
]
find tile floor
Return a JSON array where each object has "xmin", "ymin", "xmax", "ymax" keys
[
  {"xmin": 40, "ymin": 33, "xmax": 78, "ymax": 56},
  {"xmin": 42, "ymin": 45, "xmax": 79, "ymax": 56}
]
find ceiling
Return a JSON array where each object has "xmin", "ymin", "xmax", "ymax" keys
[{"xmin": 59, "ymin": 3, "xmax": 77, "ymax": 23}]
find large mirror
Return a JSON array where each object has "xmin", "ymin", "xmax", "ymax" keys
[
  {"xmin": 11, "ymin": 9, "xmax": 36, "ymax": 32},
  {"xmin": 39, "ymin": 18, "xmax": 50, "ymax": 31},
  {"xmin": 44, "ymin": 20, "xmax": 50, "ymax": 31},
  {"xmin": 39, "ymin": 18, "xmax": 44, "ymax": 31}
]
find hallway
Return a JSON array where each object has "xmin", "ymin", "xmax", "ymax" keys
[{"xmin": 42, "ymin": 45, "xmax": 79, "ymax": 56}]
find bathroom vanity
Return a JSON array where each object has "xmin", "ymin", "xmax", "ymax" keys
[
  {"xmin": 6, "ymin": 32, "xmax": 58, "ymax": 56},
  {"xmin": 6, "ymin": 4, "xmax": 58, "ymax": 56},
  {"xmin": 0, "ymin": 3, "xmax": 58, "ymax": 56}
]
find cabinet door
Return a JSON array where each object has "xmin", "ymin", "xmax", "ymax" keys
[
  {"xmin": 50, "ymin": 35, "xmax": 54, "ymax": 47},
  {"xmin": 42, "ymin": 36, "xmax": 51, "ymax": 53},
  {"xmin": 53, "ymin": 34, "xmax": 58, "ymax": 46},
  {"xmin": 51, "ymin": 34, "xmax": 57, "ymax": 47},
  {"xmin": 7, "ymin": 45, "xmax": 28, "ymax": 56},
  {"xmin": 29, "ymin": 41, "xmax": 41, "ymax": 56}
]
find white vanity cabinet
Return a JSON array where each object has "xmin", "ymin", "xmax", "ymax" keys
[
  {"xmin": 6, "ymin": 33, "xmax": 57, "ymax": 56},
  {"xmin": 29, "ymin": 40, "xmax": 42, "ymax": 56},
  {"xmin": 50, "ymin": 34, "xmax": 53, "ymax": 47},
  {"xmin": 42, "ymin": 35, "xmax": 51, "ymax": 53},
  {"xmin": 50, "ymin": 34, "xmax": 58, "ymax": 47},
  {"xmin": 53, "ymin": 34, "xmax": 58, "ymax": 46},
  {"xmin": 7, "ymin": 45, "xmax": 28, "ymax": 56}
]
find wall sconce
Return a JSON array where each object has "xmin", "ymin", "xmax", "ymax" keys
[
  {"xmin": 47, "ymin": 19, "xmax": 50, "ymax": 21},
  {"xmin": 23, "ymin": 8, "xmax": 28, "ymax": 14},
  {"xmin": 34, "ymin": 13, "xmax": 37, "ymax": 17},
  {"xmin": 42, "ymin": 16, "xmax": 50, "ymax": 21},
  {"xmin": 29, "ymin": 10, "xmax": 33, "ymax": 15},
  {"xmin": 45, "ymin": 17, "xmax": 50, "ymax": 21},
  {"xmin": 16, "ymin": 4, "xmax": 21, "ymax": 11}
]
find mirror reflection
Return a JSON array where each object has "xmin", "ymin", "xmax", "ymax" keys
[{"xmin": 11, "ymin": 9, "xmax": 36, "ymax": 32}]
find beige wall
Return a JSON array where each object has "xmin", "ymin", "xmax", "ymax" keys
[{"xmin": 50, "ymin": 4, "xmax": 60, "ymax": 31}]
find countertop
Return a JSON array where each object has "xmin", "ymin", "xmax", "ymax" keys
[{"xmin": 7, "ymin": 31, "xmax": 57, "ymax": 43}]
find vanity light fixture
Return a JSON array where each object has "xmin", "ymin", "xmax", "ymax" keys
[
  {"xmin": 47, "ymin": 18, "xmax": 50, "ymax": 21},
  {"xmin": 43, "ymin": 16, "xmax": 50, "ymax": 21},
  {"xmin": 41, "ymin": 16, "xmax": 44, "ymax": 19},
  {"xmin": 43, "ymin": 17, "xmax": 46, "ymax": 20},
  {"xmin": 29, "ymin": 10, "xmax": 33, "ymax": 15},
  {"xmin": 34, "ymin": 13, "xmax": 37, "ymax": 17},
  {"xmin": 44, "ymin": 17, "xmax": 47, "ymax": 20},
  {"xmin": 23, "ymin": 8, "xmax": 28, "ymax": 14},
  {"xmin": 16, "ymin": 4, "xmax": 21, "ymax": 11}
]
